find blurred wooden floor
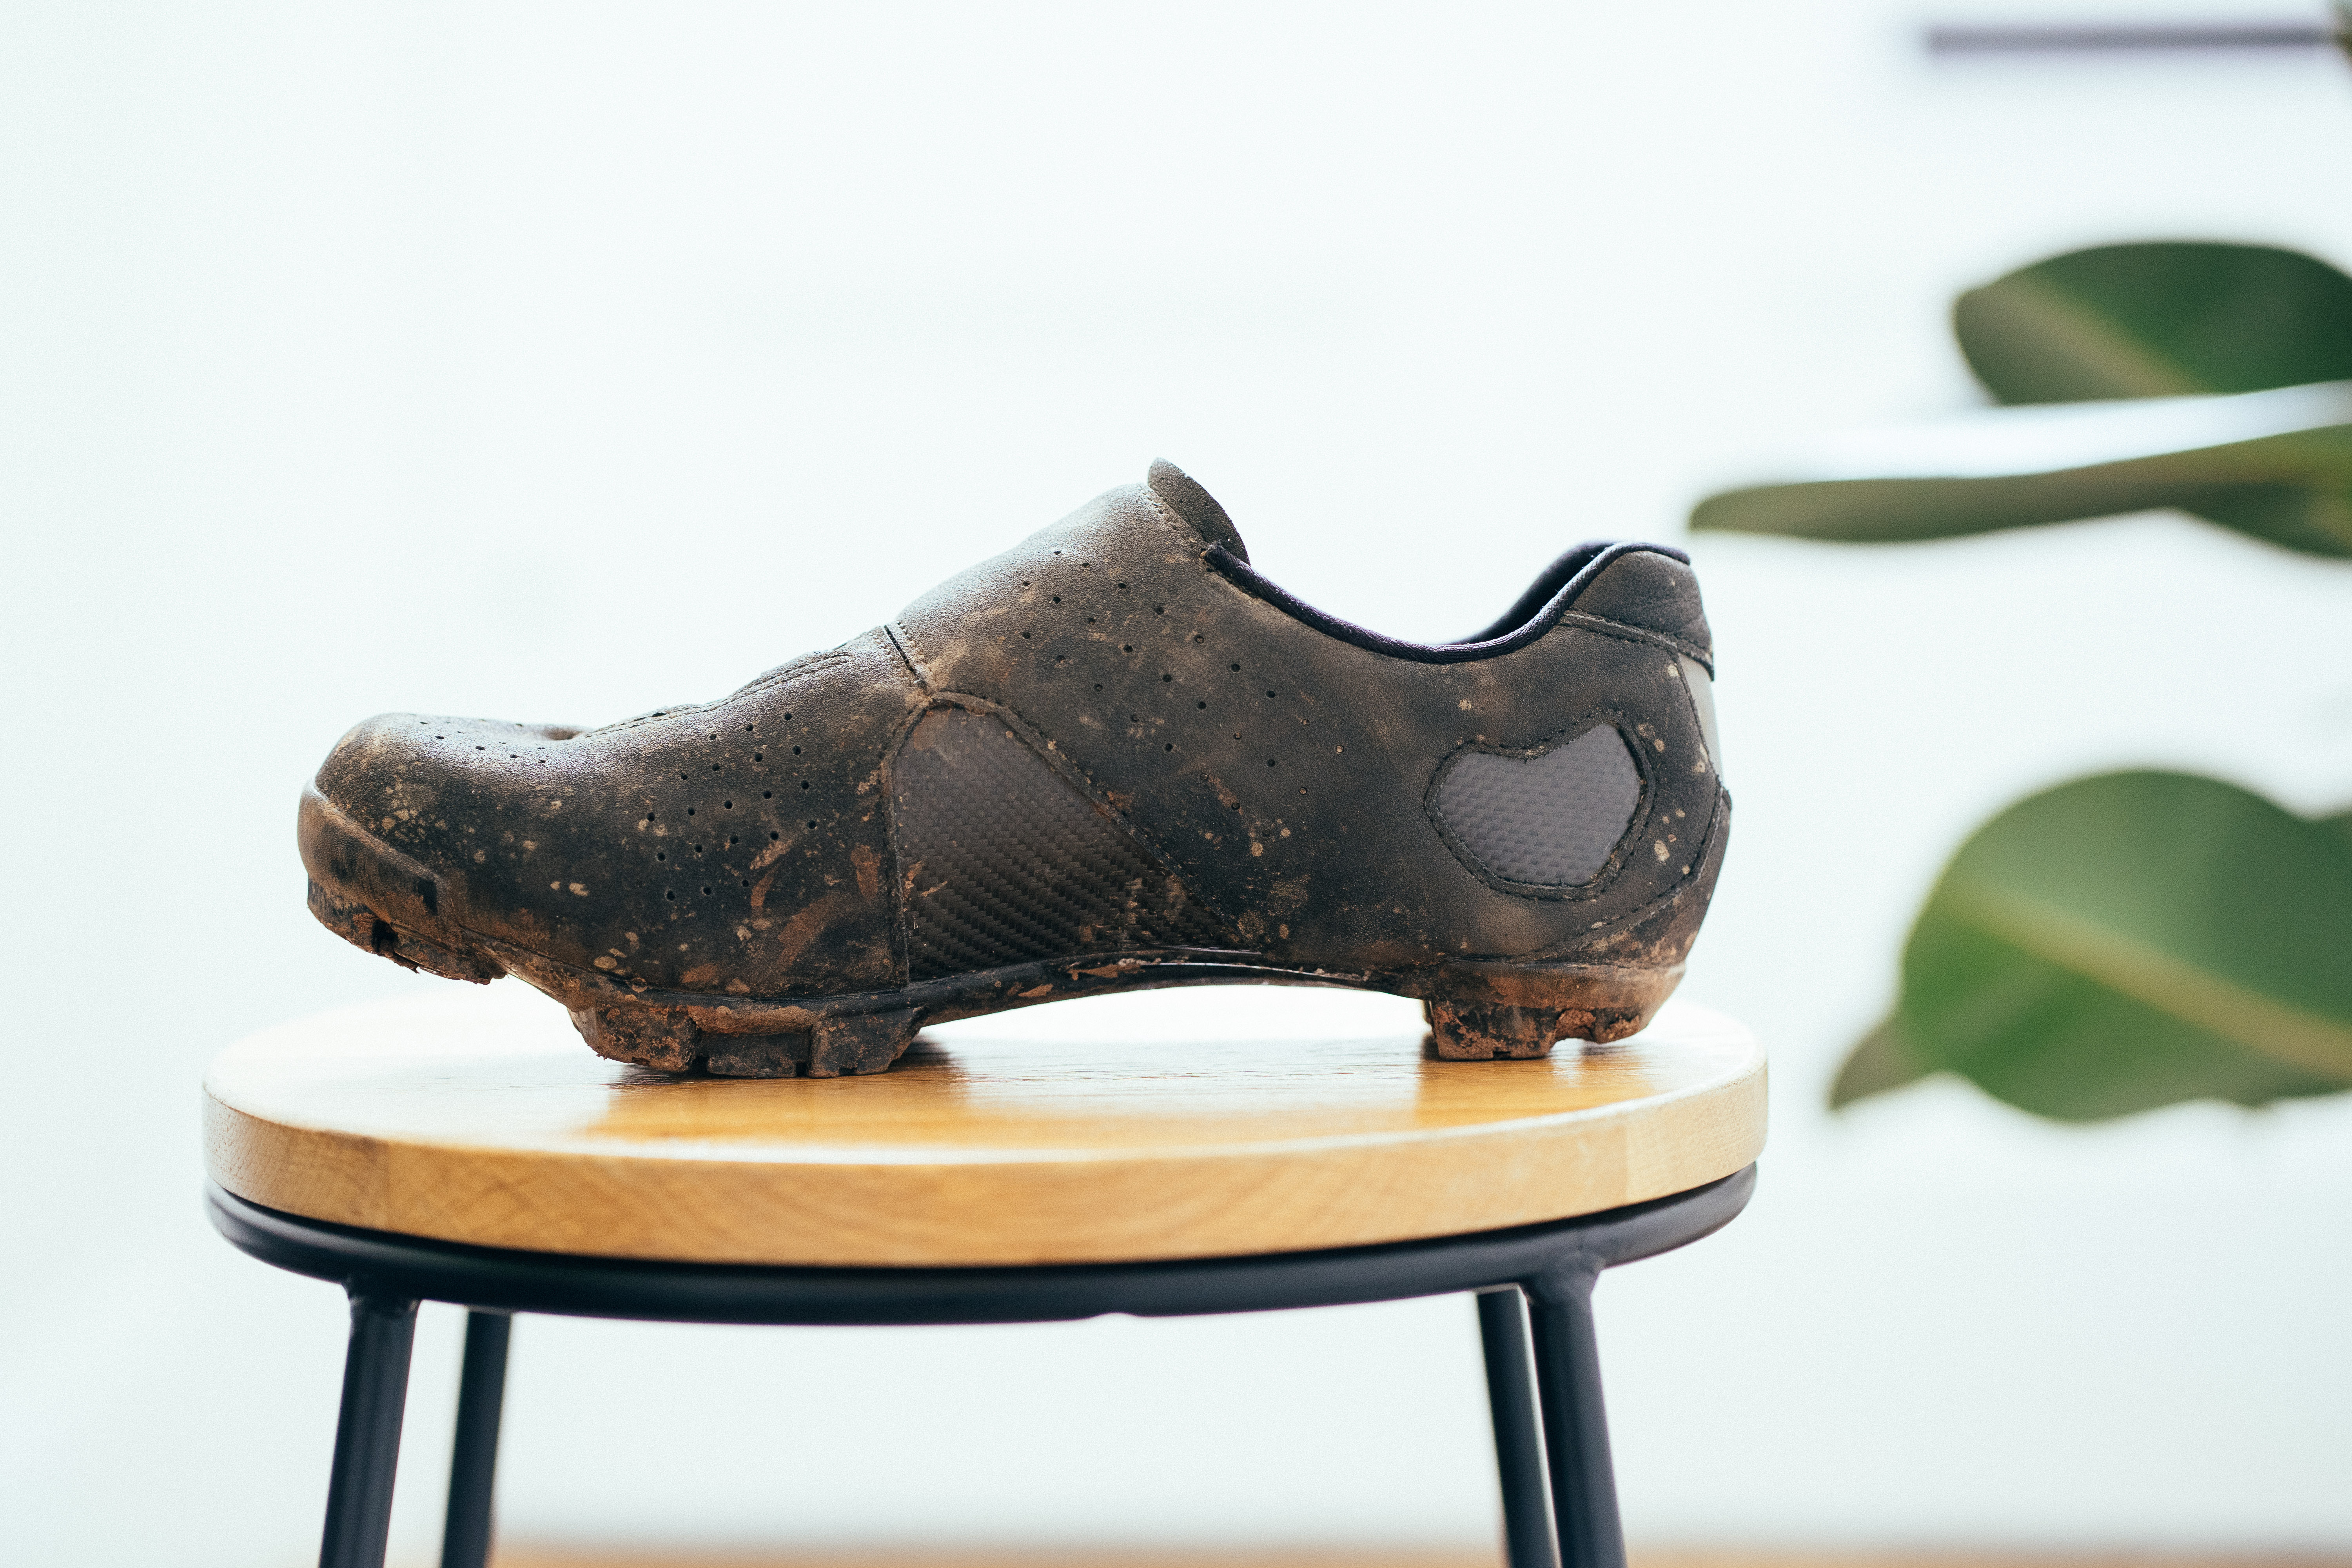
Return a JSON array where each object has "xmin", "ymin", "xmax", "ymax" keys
[{"xmin": 492, "ymin": 1551, "xmax": 2352, "ymax": 1568}]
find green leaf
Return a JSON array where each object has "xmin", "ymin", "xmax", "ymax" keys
[
  {"xmin": 1956, "ymin": 243, "xmax": 2352, "ymax": 403},
  {"xmin": 1690, "ymin": 243, "xmax": 2352, "ymax": 554},
  {"xmin": 1829, "ymin": 1013, "xmax": 1933, "ymax": 1108},
  {"xmin": 2325, "ymin": 809, "xmax": 2352, "ymax": 854},
  {"xmin": 1691, "ymin": 382, "xmax": 2352, "ymax": 557},
  {"xmin": 1889, "ymin": 771, "xmax": 2352, "ymax": 1121}
]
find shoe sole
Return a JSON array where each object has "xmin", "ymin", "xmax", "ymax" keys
[{"xmin": 299, "ymin": 784, "xmax": 1698, "ymax": 1077}]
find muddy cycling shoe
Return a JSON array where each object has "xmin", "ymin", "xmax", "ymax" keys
[{"xmin": 301, "ymin": 461, "xmax": 1730, "ymax": 1076}]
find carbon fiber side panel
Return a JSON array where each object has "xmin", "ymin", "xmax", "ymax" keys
[{"xmin": 893, "ymin": 706, "xmax": 1240, "ymax": 979}]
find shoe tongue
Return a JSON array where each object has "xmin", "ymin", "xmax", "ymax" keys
[{"xmin": 1147, "ymin": 460, "xmax": 1250, "ymax": 564}]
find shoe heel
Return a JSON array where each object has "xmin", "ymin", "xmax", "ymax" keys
[{"xmin": 1416, "ymin": 960, "xmax": 1681, "ymax": 1060}]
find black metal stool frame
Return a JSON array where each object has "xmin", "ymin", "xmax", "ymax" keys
[{"xmin": 206, "ymin": 1164, "xmax": 1755, "ymax": 1568}]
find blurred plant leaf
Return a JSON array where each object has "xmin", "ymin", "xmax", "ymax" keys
[
  {"xmin": 1838, "ymin": 771, "xmax": 2352, "ymax": 1120},
  {"xmin": 1691, "ymin": 243, "xmax": 2352, "ymax": 555},
  {"xmin": 1829, "ymin": 1013, "xmax": 1932, "ymax": 1107},
  {"xmin": 1956, "ymin": 243, "xmax": 2352, "ymax": 404},
  {"xmin": 1693, "ymin": 382, "xmax": 2352, "ymax": 556}
]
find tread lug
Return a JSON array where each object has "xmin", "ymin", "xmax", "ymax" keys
[
  {"xmin": 704, "ymin": 1034, "xmax": 812, "ymax": 1078},
  {"xmin": 1425, "ymin": 1000, "xmax": 1563, "ymax": 1060},
  {"xmin": 808, "ymin": 1008, "xmax": 919, "ymax": 1077},
  {"xmin": 569, "ymin": 1004, "xmax": 700, "ymax": 1072}
]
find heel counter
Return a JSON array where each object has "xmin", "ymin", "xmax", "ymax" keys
[
  {"xmin": 1568, "ymin": 547, "xmax": 1712, "ymax": 666},
  {"xmin": 1569, "ymin": 548, "xmax": 1722, "ymax": 779}
]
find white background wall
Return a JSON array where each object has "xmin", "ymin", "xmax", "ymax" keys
[{"xmin": 4, "ymin": 3, "xmax": 2351, "ymax": 1563}]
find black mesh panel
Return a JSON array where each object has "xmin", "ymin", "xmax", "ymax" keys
[
  {"xmin": 893, "ymin": 706, "xmax": 1240, "ymax": 978},
  {"xmin": 1434, "ymin": 726, "xmax": 1642, "ymax": 888}
]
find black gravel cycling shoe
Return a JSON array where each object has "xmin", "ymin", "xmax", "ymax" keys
[{"xmin": 300, "ymin": 462, "xmax": 1729, "ymax": 1076}]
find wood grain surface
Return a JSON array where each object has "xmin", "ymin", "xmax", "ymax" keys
[{"xmin": 203, "ymin": 990, "xmax": 1763, "ymax": 1267}]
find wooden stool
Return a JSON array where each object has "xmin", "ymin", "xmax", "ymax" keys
[{"xmin": 203, "ymin": 994, "xmax": 1765, "ymax": 1568}]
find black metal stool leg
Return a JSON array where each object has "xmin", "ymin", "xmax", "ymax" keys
[
  {"xmin": 319, "ymin": 1290, "xmax": 419, "ymax": 1568},
  {"xmin": 440, "ymin": 1311, "xmax": 513, "ymax": 1568},
  {"xmin": 1477, "ymin": 1287, "xmax": 1557, "ymax": 1568},
  {"xmin": 1524, "ymin": 1268, "xmax": 1622, "ymax": 1568}
]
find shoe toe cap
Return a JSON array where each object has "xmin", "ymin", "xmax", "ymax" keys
[
  {"xmin": 308, "ymin": 712, "xmax": 584, "ymax": 920},
  {"xmin": 316, "ymin": 712, "xmax": 577, "ymax": 818}
]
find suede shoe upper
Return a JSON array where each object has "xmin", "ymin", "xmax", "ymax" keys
[{"xmin": 304, "ymin": 463, "xmax": 1725, "ymax": 1012}]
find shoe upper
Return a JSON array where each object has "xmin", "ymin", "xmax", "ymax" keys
[{"xmin": 304, "ymin": 462, "xmax": 1728, "ymax": 1001}]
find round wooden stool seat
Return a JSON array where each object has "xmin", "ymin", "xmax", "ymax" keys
[
  {"xmin": 203, "ymin": 991, "xmax": 1765, "ymax": 1268},
  {"xmin": 205, "ymin": 990, "xmax": 1764, "ymax": 1568}
]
